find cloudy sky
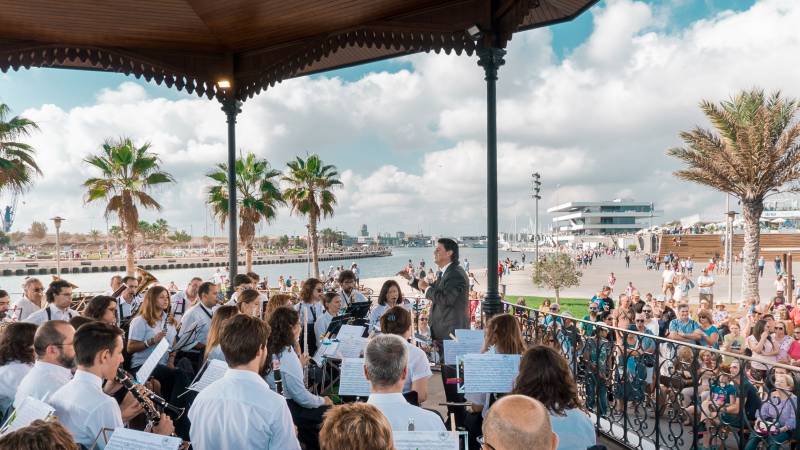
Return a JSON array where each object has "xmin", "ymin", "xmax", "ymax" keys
[{"xmin": 0, "ymin": 0, "xmax": 797, "ymax": 239}]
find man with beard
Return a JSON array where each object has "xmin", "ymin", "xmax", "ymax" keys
[
  {"xmin": 14, "ymin": 320, "xmax": 76, "ymax": 408},
  {"xmin": 11, "ymin": 278, "xmax": 45, "ymax": 321},
  {"xmin": 0, "ymin": 290, "xmax": 11, "ymax": 322}
]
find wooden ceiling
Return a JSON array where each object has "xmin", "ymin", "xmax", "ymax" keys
[{"xmin": 0, "ymin": 0, "xmax": 597, "ymax": 101}]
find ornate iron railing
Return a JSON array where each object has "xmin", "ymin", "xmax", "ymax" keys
[{"xmin": 501, "ymin": 301, "xmax": 800, "ymax": 450}]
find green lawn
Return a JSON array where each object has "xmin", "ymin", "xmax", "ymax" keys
[{"xmin": 505, "ymin": 295, "xmax": 590, "ymax": 318}]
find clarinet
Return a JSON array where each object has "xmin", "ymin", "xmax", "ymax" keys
[
  {"xmin": 272, "ymin": 355, "xmax": 284, "ymax": 396},
  {"xmin": 116, "ymin": 368, "xmax": 185, "ymax": 426}
]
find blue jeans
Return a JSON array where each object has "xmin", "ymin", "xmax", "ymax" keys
[{"xmin": 745, "ymin": 431, "xmax": 791, "ymax": 450}]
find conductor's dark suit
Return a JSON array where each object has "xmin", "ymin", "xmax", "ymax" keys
[
  {"xmin": 426, "ymin": 263, "xmax": 469, "ymax": 340},
  {"xmin": 424, "ymin": 262, "xmax": 469, "ymax": 429}
]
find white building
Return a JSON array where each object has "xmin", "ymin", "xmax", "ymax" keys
[{"xmin": 547, "ymin": 199, "xmax": 656, "ymax": 236}]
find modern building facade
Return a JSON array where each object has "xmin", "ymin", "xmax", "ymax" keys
[{"xmin": 548, "ymin": 199, "xmax": 655, "ymax": 235}]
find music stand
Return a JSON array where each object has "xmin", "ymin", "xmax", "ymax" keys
[
  {"xmin": 344, "ymin": 301, "xmax": 370, "ymax": 320},
  {"xmin": 324, "ymin": 315, "xmax": 352, "ymax": 337}
]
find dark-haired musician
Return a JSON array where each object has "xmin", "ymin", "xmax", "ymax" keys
[
  {"xmin": 189, "ymin": 314, "xmax": 300, "ymax": 449},
  {"xmin": 49, "ymin": 322, "xmax": 173, "ymax": 449},
  {"xmin": 24, "ymin": 280, "xmax": 78, "ymax": 326},
  {"xmin": 115, "ymin": 276, "xmax": 142, "ymax": 326}
]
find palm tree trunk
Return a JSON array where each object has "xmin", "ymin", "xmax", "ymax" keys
[
  {"xmin": 245, "ymin": 241, "xmax": 253, "ymax": 273},
  {"xmin": 310, "ymin": 214, "xmax": 320, "ymax": 279},
  {"xmin": 125, "ymin": 230, "xmax": 135, "ymax": 275},
  {"xmin": 741, "ymin": 199, "xmax": 763, "ymax": 303},
  {"xmin": 554, "ymin": 287, "xmax": 560, "ymax": 304}
]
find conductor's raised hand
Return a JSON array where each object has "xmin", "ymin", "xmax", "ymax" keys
[{"xmin": 418, "ymin": 278, "xmax": 429, "ymax": 292}]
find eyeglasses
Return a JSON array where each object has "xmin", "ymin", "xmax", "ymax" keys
[
  {"xmin": 420, "ymin": 318, "xmax": 428, "ymax": 322},
  {"xmin": 635, "ymin": 319, "xmax": 645, "ymax": 323},
  {"xmin": 775, "ymin": 327, "xmax": 785, "ymax": 331}
]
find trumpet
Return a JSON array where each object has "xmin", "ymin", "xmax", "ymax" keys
[{"xmin": 136, "ymin": 267, "xmax": 158, "ymax": 296}]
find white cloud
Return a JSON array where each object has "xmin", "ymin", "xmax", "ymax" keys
[{"xmin": 5, "ymin": 0, "xmax": 800, "ymax": 237}]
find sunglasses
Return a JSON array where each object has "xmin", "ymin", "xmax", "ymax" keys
[
  {"xmin": 635, "ymin": 320, "xmax": 645, "ymax": 323},
  {"xmin": 776, "ymin": 327, "xmax": 785, "ymax": 331},
  {"xmin": 420, "ymin": 318, "xmax": 428, "ymax": 322}
]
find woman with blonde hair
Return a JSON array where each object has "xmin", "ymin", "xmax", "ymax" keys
[
  {"xmin": 264, "ymin": 293, "xmax": 293, "ymax": 322},
  {"xmin": 320, "ymin": 403, "xmax": 395, "ymax": 450},
  {"xmin": 204, "ymin": 305, "xmax": 239, "ymax": 363}
]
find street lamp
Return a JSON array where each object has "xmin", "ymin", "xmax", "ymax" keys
[
  {"xmin": 531, "ymin": 173, "xmax": 541, "ymax": 264},
  {"xmin": 50, "ymin": 216, "xmax": 65, "ymax": 275}
]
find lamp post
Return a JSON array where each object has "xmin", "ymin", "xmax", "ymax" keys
[
  {"xmin": 532, "ymin": 173, "xmax": 541, "ymax": 264},
  {"xmin": 50, "ymin": 216, "xmax": 65, "ymax": 275}
]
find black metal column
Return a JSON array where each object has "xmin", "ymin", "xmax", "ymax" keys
[
  {"xmin": 478, "ymin": 45, "xmax": 506, "ymax": 317},
  {"xmin": 221, "ymin": 98, "xmax": 242, "ymax": 292}
]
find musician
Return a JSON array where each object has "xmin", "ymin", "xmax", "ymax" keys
[
  {"xmin": 368, "ymin": 280, "xmax": 408, "ymax": 333},
  {"xmin": 265, "ymin": 307, "xmax": 332, "ymax": 450},
  {"xmin": 49, "ymin": 322, "xmax": 174, "ymax": 449},
  {"xmin": 104, "ymin": 275, "xmax": 122, "ymax": 296},
  {"xmin": 115, "ymin": 276, "xmax": 142, "ymax": 326},
  {"xmin": 0, "ymin": 290, "xmax": 11, "ymax": 322},
  {"xmin": 127, "ymin": 286, "xmax": 181, "ymax": 401},
  {"xmin": 170, "ymin": 277, "xmax": 201, "ymax": 322},
  {"xmin": 482, "ymin": 395, "xmax": 559, "ymax": 450},
  {"xmin": 189, "ymin": 314, "xmax": 301, "ymax": 449},
  {"xmin": 82, "ymin": 295, "xmax": 118, "ymax": 325},
  {"xmin": 314, "ymin": 292, "xmax": 342, "ymax": 348},
  {"xmin": 11, "ymin": 278, "xmax": 45, "ymax": 321},
  {"xmin": 24, "ymin": 280, "xmax": 78, "ymax": 326},
  {"xmin": 224, "ymin": 274, "xmax": 254, "ymax": 306},
  {"xmin": 14, "ymin": 321, "xmax": 75, "ymax": 409},
  {"xmin": 203, "ymin": 305, "xmax": 238, "ymax": 363},
  {"xmin": 236, "ymin": 289, "xmax": 260, "ymax": 316},
  {"xmin": 319, "ymin": 403, "xmax": 394, "ymax": 450},
  {"xmin": 0, "ymin": 322, "xmax": 36, "ymax": 413},
  {"xmin": 177, "ymin": 281, "xmax": 218, "ymax": 370},
  {"xmin": 246, "ymin": 271, "xmax": 270, "ymax": 310},
  {"xmin": 264, "ymin": 293, "xmax": 293, "ymax": 323},
  {"xmin": 380, "ymin": 307, "xmax": 431, "ymax": 404},
  {"xmin": 295, "ymin": 278, "xmax": 325, "ymax": 357},
  {"xmin": 364, "ymin": 334, "xmax": 445, "ymax": 431},
  {"xmin": 338, "ymin": 270, "xmax": 367, "ymax": 307}
]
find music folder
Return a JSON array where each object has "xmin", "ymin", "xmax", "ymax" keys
[
  {"xmin": 344, "ymin": 301, "xmax": 370, "ymax": 320},
  {"xmin": 325, "ymin": 315, "xmax": 351, "ymax": 336}
]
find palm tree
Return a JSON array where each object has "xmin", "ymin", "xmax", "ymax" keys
[
  {"xmin": 0, "ymin": 103, "xmax": 41, "ymax": 194},
  {"xmin": 668, "ymin": 89, "xmax": 800, "ymax": 302},
  {"xmin": 282, "ymin": 154, "xmax": 342, "ymax": 278},
  {"xmin": 207, "ymin": 152, "xmax": 284, "ymax": 272},
  {"xmin": 83, "ymin": 138, "xmax": 175, "ymax": 275}
]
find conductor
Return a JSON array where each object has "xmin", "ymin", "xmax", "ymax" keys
[{"xmin": 417, "ymin": 237, "xmax": 469, "ymax": 427}]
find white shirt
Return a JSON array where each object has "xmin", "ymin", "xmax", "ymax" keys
[
  {"xmin": 369, "ymin": 304, "xmax": 390, "ymax": 332},
  {"xmin": 189, "ymin": 369, "xmax": 300, "ymax": 450},
  {"xmin": 178, "ymin": 302, "xmax": 215, "ymax": 352},
  {"xmin": 265, "ymin": 346, "xmax": 325, "ymax": 408},
  {"xmin": 646, "ymin": 319, "xmax": 660, "ymax": 337},
  {"xmin": 0, "ymin": 361, "xmax": 32, "ymax": 411},
  {"xmin": 339, "ymin": 289, "xmax": 368, "ymax": 307},
  {"xmin": 10, "ymin": 296, "xmax": 42, "ymax": 321},
  {"xmin": 14, "ymin": 360, "xmax": 73, "ymax": 408},
  {"xmin": 314, "ymin": 311, "xmax": 335, "ymax": 347},
  {"xmin": 698, "ymin": 275, "xmax": 714, "ymax": 294},
  {"xmin": 24, "ymin": 304, "xmax": 78, "ymax": 326},
  {"xmin": 402, "ymin": 341, "xmax": 432, "ymax": 393},
  {"xmin": 170, "ymin": 291, "xmax": 196, "ymax": 319},
  {"xmin": 206, "ymin": 345, "xmax": 226, "ymax": 363},
  {"xmin": 294, "ymin": 302, "xmax": 324, "ymax": 330},
  {"xmin": 114, "ymin": 295, "xmax": 142, "ymax": 325},
  {"xmin": 662, "ymin": 270, "xmax": 676, "ymax": 284},
  {"xmin": 128, "ymin": 313, "xmax": 177, "ymax": 368},
  {"xmin": 367, "ymin": 393, "xmax": 445, "ymax": 432},
  {"xmin": 50, "ymin": 370, "xmax": 124, "ymax": 450}
]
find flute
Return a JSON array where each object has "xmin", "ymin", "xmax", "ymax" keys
[{"xmin": 302, "ymin": 305, "xmax": 309, "ymax": 387}]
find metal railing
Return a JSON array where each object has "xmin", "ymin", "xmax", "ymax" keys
[{"xmin": 502, "ymin": 301, "xmax": 800, "ymax": 450}]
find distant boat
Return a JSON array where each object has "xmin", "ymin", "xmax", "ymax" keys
[{"xmin": 471, "ymin": 241, "xmax": 487, "ymax": 248}]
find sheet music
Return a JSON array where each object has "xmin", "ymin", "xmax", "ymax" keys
[
  {"xmin": 105, "ymin": 427, "xmax": 182, "ymax": 450},
  {"xmin": 338, "ymin": 337, "xmax": 368, "ymax": 358},
  {"xmin": 173, "ymin": 321, "xmax": 202, "ymax": 352},
  {"xmin": 454, "ymin": 329, "xmax": 484, "ymax": 345},
  {"xmin": 462, "ymin": 353, "xmax": 521, "ymax": 393},
  {"xmin": 0, "ymin": 396, "xmax": 54, "ymax": 435},
  {"xmin": 442, "ymin": 338, "xmax": 483, "ymax": 365},
  {"xmin": 338, "ymin": 358, "xmax": 371, "ymax": 397},
  {"xmin": 135, "ymin": 338, "xmax": 169, "ymax": 383},
  {"xmin": 337, "ymin": 324, "xmax": 365, "ymax": 340},
  {"xmin": 188, "ymin": 359, "xmax": 228, "ymax": 392},
  {"xmin": 393, "ymin": 431, "xmax": 459, "ymax": 450},
  {"xmin": 312, "ymin": 341, "xmax": 340, "ymax": 366}
]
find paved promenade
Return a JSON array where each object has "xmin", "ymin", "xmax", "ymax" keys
[{"xmin": 363, "ymin": 252, "xmax": 786, "ymax": 304}]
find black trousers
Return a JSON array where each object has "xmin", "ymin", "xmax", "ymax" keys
[
  {"xmin": 287, "ymin": 399, "xmax": 329, "ymax": 450},
  {"xmin": 436, "ymin": 341, "xmax": 466, "ymax": 429},
  {"xmin": 131, "ymin": 363, "xmax": 192, "ymax": 440}
]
